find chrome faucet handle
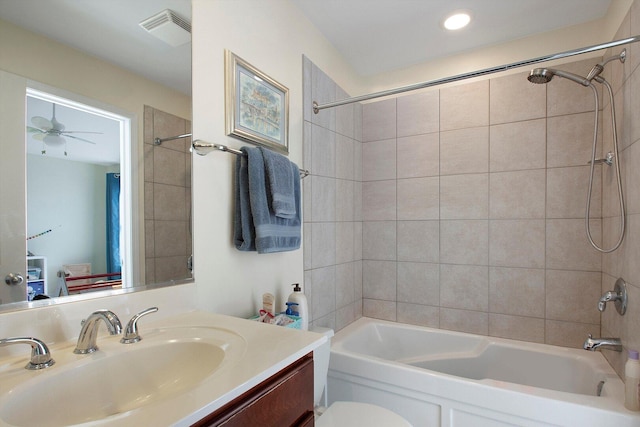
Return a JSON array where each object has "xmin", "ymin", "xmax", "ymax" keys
[
  {"xmin": 0, "ymin": 337, "xmax": 55, "ymax": 370},
  {"xmin": 597, "ymin": 278, "xmax": 627, "ymax": 315},
  {"xmin": 121, "ymin": 307, "xmax": 158, "ymax": 344},
  {"xmin": 73, "ymin": 309, "xmax": 123, "ymax": 354}
]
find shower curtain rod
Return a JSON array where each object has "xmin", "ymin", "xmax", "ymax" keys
[{"xmin": 312, "ymin": 35, "xmax": 640, "ymax": 114}]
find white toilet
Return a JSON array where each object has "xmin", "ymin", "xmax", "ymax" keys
[{"xmin": 312, "ymin": 327, "xmax": 412, "ymax": 427}]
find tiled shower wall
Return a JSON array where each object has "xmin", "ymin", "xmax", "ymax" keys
[
  {"xmin": 143, "ymin": 106, "xmax": 192, "ymax": 284},
  {"xmin": 360, "ymin": 59, "xmax": 607, "ymax": 348},
  {"xmin": 303, "ymin": 1, "xmax": 640, "ymax": 371},
  {"xmin": 302, "ymin": 56, "xmax": 364, "ymax": 331},
  {"xmin": 600, "ymin": 0, "xmax": 640, "ymax": 377}
]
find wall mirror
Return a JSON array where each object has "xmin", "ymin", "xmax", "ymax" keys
[{"xmin": 0, "ymin": 0, "xmax": 193, "ymax": 309}]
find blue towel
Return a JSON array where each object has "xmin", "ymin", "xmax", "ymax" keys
[
  {"xmin": 260, "ymin": 147, "xmax": 297, "ymax": 219},
  {"xmin": 246, "ymin": 146, "xmax": 301, "ymax": 253},
  {"xmin": 233, "ymin": 150, "xmax": 256, "ymax": 251}
]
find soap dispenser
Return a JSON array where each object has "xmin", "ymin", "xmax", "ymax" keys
[{"xmin": 287, "ymin": 284, "xmax": 308, "ymax": 330}]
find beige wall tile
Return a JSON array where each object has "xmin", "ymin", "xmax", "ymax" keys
[
  {"xmin": 546, "ymin": 218, "xmax": 602, "ymax": 271},
  {"xmin": 547, "ymin": 112, "xmax": 601, "ymax": 168},
  {"xmin": 154, "ymin": 221, "xmax": 187, "ymax": 257},
  {"xmin": 362, "ymin": 180, "xmax": 396, "ymax": 221},
  {"xmin": 546, "ymin": 166, "xmax": 601, "ymax": 218},
  {"xmin": 363, "ymin": 98, "xmax": 396, "ymax": 142},
  {"xmin": 440, "ymin": 264, "xmax": 488, "ymax": 311},
  {"xmin": 546, "ymin": 269, "xmax": 602, "ymax": 324},
  {"xmin": 490, "ymin": 119, "xmax": 546, "ymax": 172},
  {"xmin": 398, "ymin": 262, "xmax": 439, "ymax": 305},
  {"xmin": 336, "ymin": 179, "xmax": 355, "ymax": 221},
  {"xmin": 363, "ymin": 299, "xmax": 397, "ymax": 321},
  {"xmin": 440, "ymin": 174, "xmax": 488, "ymax": 219},
  {"xmin": 546, "ymin": 59, "xmax": 600, "ymax": 117},
  {"xmin": 397, "ymin": 133, "xmax": 439, "ymax": 178},
  {"xmin": 335, "ymin": 222, "xmax": 355, "ymax": 264},
  {"xmin": 312, "ymin": 124, "xmax": 336, "ymax": 177},
  {"xmin": 335, "ymin": 134, "xmax": 355, "ymax": 180},
  {"xmin": 397, "ymin": 177, "xmax": 440, "ymax": 220},
  {"xmin": 397, "ymin": 303, "xmax": 439, "ymax": 328},
  {"xmin": 336, "ymin": 262, "xmax": 355, "ymax": 306},
  {"xmin": 311, "ymin": 222, "xmax": 336, "ymax": 268},
  {"xmin": 363, "ymin": 260, "xmax": 397, "ymax": 300},
  {"xmin": 440, "ymin": 220, "xmax": 489, "ymax": 265},
  {"xmin": 397, "ymin": 220, "xmax": 439, "ymax": 263},
  {"xmin": 623, "ymin": 140, "xmax": 640, "ymax": 215},
  {"xmin": 397, "ymin": 90, "xmax": 439, "ymax": 137},
  {"xmin": 336, "ymin": 86, "xmax": 355, "ymax": 139},
  {"xmin": 440, "ymin": 80, "xmax": 489, "ymax": 131},
  {"xmin": 311, "ymin": 176, "xmax": 336, "ymax": 222},
  {"xmin": 489, "ymin": 170, "xmax": 546, "ymax": 219},
  {"xmin": 363, "ymin": 221, "xmax": 396, "ymax": 260},
  {"xmin": 154, "ymin": 255, "xmax": 190, "ymax": 282},
  {"xmin": 311, "ymin": 63, "xmax": 336, "ymax": 130},
  {"xmin": 489, "ymin": 314, "xmax": 545, "ymax": 343},
  {"xmin": 545, "ymin": 319, "xmax": 598, "ymax": 348},
  {"xmin": 311, "ymin": 266, "xmax": 336, "ymax": 319},
  {"xmin": 489, "ymin": 219, "xmax": 545, "ymax": 268},
  {"xmin": 490, "ymin": 71, "xmax": 546, "ymax": 124},
  {"xmin": 489, "ymin": 267, "xmax": 545, "ymax": 317},
  {"xmin": 440, "ymin": 127, "xmax": 489, "ymax": 175},
  {"xmin": 440, "ymin": 308, "xmax": 488, "ymax": 335},
  {"xmin": 154, "ymin": 147, "xmax": 187, "ymax": 187},
  {"xmin": 154, "ymin": 183, "xmax": 186, "ymax": 221},
  {"xmin": 363, "ymin": 138, "xmax": 396, "ymax": 181}
]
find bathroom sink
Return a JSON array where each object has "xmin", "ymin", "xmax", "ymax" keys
[{"xmin": 0, "ymin": 325, "xmax": 246, "ymax": 427}]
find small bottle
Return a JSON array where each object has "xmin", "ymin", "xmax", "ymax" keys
[
  {"xmin": 625, "ymin": 349, "xmax": 640, "ymax": 411},
  {"xmin": 287, "ymin": 284, "xmax": 308, "ymax": 330}
]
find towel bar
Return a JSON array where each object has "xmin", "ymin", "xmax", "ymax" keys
[{"xmin": 192, "ymin": 140, "xmax": 310, "ymax": 178}]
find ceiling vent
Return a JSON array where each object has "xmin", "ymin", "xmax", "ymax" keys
[{"xmin": 139, "ymin": 9, "xmax": 191, "ymax": 47}]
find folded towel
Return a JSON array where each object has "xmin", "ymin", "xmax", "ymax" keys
[
  {"xmin": 233, "ymin": 150, "xmax": 256, "ymax": 251},
  {"xmin": 260, "ymin": 147, "xmax": 297, "ymax": 219},
  {"xmin": 246, "ymin": 146, "xmax": 301, "ymax": 253}
]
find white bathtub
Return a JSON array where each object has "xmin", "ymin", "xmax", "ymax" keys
[{"xmin": 327, "ymin": 318, "xmax": 640, "ymax": 427}]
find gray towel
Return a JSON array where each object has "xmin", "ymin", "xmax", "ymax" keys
[
  {"xmin": 233, "ymin": 150, "xmax": 256, "ymax": 251},
  {"xmin": 246, "ymin": 146, "xmax": 301, "ymax": 253},
  {"xmin": 260, "ymin": 147, "xmax": 297, "ymax": 219}
]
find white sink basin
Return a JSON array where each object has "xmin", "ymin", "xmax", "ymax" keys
[{"xmin": 0, "ymin": 325, "xmax": 246, "ymax": 427}]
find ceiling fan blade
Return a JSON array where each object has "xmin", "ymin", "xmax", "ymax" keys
[
  {"xmin": 60, "ymin": 131, "xmax": 104, "ymax": 135},
  {"xmin": 32, "ymin": 133, "xmax": 46, "ymax": 141},
  {"xmin": 26, "ymin": 126, "xmax": 47, "ymax": 133},
  {"xmin": 31, "ymin": 116, "xmax": 53, "ymax": 130},
  {"xmin": 65, "ymin": 134, "xmax": 96, "ymax": 144}
]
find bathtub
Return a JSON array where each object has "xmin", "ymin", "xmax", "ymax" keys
[{"xmin": 326, "ymin": 318, "xmax": 640, "ymax": 427}]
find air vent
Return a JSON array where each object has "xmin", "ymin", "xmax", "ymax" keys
[{"xmin": 139, "ymin": 9, "xmax": 191, "ymax": 47}]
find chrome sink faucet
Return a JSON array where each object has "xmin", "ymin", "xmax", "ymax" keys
[
  {"xmin": 0, "ymin": 337, "xmax": 55, "ymax": 370},
  {"xmin": 74, "ymin": 310, "xmax": 122, "ymax": 354},
  {"xmin": 583, "ymin": 334, "xmax": 622, "ymax": 352}
]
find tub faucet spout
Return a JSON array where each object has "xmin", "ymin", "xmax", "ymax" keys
[{"xmin": 583, "ymin": 334, "xmax": 622, "ymax": 352}]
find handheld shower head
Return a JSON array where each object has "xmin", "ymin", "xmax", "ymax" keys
[{"xmin": 528, "ymin": 68, "xmax": 591, "ymax": 86}]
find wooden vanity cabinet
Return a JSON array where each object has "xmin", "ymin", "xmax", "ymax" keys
[{"xmin": 192, "ymin": 352, "xmax": 315, "ymax": 427}]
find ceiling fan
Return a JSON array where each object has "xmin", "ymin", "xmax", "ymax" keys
[{"xmin": 27, "ymin": 104, "xmax": 101, "ymax": 154}]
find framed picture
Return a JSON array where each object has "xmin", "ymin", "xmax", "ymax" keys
[{"xmin": 225, "ymin": 50, "xmax": 289, "ymax": 154}]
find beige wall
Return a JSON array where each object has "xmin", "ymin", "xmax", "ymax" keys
[{"xmin": 191, "ymin": 0, "xmax": 362, "ymax": 317}]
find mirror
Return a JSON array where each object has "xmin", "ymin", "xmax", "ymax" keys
[{"xmin": 0, "ymin": 0, "xmax": 193, "ymax": 308}]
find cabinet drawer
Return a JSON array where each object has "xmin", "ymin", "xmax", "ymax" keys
[{"xmin": 193, "ymin": 352, "xmax": 314, "ymax": 427}]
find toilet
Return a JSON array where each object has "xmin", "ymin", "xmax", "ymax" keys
[{"xmin": 312, "ymin": 327, "xmax": 412, "ymax": 427}]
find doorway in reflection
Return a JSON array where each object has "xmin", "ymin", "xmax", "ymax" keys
[{"xmin": 26, "ymin": 88, "xmax": 133, "ymax": 298}]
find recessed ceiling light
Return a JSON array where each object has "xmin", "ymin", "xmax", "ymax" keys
[{"xmin": 443, "ymin": 11, "xmax": 472, "ymax": 31}]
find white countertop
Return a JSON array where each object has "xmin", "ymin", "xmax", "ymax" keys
[{"xmin": 0, "ymin": 311, "xmax": 326, "ymax": 427}]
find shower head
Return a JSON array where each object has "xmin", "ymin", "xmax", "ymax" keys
[
  {"xmin": 528, "ymin": 68, "xmax": 591, "ymax": 87},
  {"xmin": 586, "ymin": 49, "xmax": 626, "ymax": 81}
]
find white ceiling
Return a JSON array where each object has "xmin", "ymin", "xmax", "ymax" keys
[
  {"xmin": 291, "ymin": 0, "xmax": 613, "ymax": 76},
  {"xmin": 1, "ymin": 0, "xmax": 614, "ymax": 164}
]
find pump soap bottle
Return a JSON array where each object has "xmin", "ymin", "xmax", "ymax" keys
[
  {"xmin": 625, "ymin": 349, "xmax": 640, "ymax": 411},
  {"xmin": 287, "ymin": 284, "xmax": 308, "ymax": 330}
]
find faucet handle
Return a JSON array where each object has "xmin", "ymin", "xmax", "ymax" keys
[
  {"xmin": 121, "ymin": 307, "xmax": 158, "ymax": 344},
  {"xmin": 0, "ymin": 337, "xmax": 55, "ymax": 370}
]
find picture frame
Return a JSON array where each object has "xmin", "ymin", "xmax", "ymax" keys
[{"xmin": 225, "ymin": 50, "xmax": 289, "ymax": 154}]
